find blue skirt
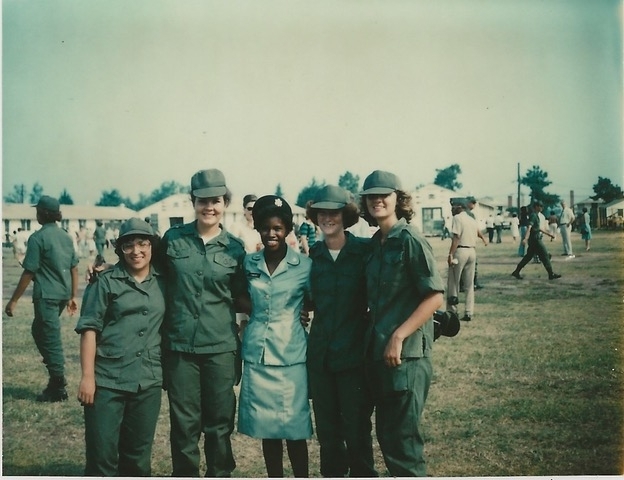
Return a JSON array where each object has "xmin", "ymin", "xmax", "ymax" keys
[{"xmin": 238, "ymin": 361, "xmax": 312, "ymax": 440}]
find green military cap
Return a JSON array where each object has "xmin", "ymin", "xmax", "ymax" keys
[
  {"xmin": 360, "ymin": 170, "xmax": 402, "ymax": 195},
  {"xmin": 191, "ymin": 169, "xmax": 228, "ymax": 198},
  {"xmin": 118, "ymin": 217, "xmax": 154, "ymax": 240},
  {"xmin": 310, "ymin": 185, "xmax": 350, "ymax": 210},
  {"xmin": 450, "ymin": 197, "xmax": 468, "ymax": 208},
  {"xmin": 33, "ymin": 195, "xmax": 60, "ymax": 213}
]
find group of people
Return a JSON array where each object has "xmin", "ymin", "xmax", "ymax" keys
[
  {"xmin": 512, "ymin": 199, "xmax": 592, "ymax": 280},
  {"xmin": 5, "ymin": 168, "xmax": 446, "ymax": 477}
]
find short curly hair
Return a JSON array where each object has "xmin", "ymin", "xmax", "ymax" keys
[
  {"xmin": 36, "ymin": 208, "xmax": 62, "ymax": 224},
  {"xmin": 359, "ymin": 190, "xmax": 414, "ymax": 226}
]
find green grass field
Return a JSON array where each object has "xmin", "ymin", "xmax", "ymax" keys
[{"xmin": 3, "ymin": 229, "xmax": 623, "ymax": 476}]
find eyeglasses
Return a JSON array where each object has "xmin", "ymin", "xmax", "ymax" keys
[{"xmin": 120, "ymin": 239, "xmax": 151, "ymax": 254}]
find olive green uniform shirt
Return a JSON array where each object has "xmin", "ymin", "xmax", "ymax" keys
[
  {"xmin": 75, "ymin": 264, "xmax": 165, "ymax": 392},
  {"xmin": 158, "ymin": 222, "xmax": 246, "ymax": 354},
  {"xmin": 308, "ymin": 232, "xmax": 370, "ymax": 372},
  {"xmin": 22, "ymin": 223, "xmax": 79, "ymax": 300},
  {"xmin": 365, "ymin": 219, "xmax": 445, "ymax": 361}
]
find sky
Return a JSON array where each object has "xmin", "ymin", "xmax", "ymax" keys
[{"xmin": 2, "ymin": 0, "xmax": 622, "ymax": 207}]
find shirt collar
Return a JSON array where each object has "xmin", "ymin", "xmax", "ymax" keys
[
  {"xmin": 249, "ymin": 246, "xmax": 301, "ymax": 275},
  {"xmin": 182, "ymin": 221, "xmax": 230, "ymax": 246},
  {"xmin": 110, "ymin": 262, "xmax": 160, "ymax": 280},
  {"xmin": 374, "ymin": 218, "xmax": 408, "ymax": 241}
]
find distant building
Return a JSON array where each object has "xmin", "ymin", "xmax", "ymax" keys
[
  {"xmin": 2, "ymin": 203, "xmax": 136, "ymax": 245},
  {"xmin": 137, "ymin": 193, "xmax": 306, "ymax": 235},
  {"xmin": 411, "ymin": 184, "xmax": 498, "ymax": 235}
]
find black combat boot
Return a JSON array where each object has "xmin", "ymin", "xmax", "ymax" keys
[{"xmin": 36, "ymin": 375, "xmax": 68, "ymax": 403}]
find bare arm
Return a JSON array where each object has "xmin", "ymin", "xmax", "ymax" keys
[
  {"xmin": 477, "ymin": 229, "xmax": 488, "ymax": 245},
  {"xmin": 67, "ymin": 266, "xmax": 79, "ymax": 316},
  {"xmin": 77, "ymin": 330, "xmax": 97, "ymax": 406},
  {"xmin": 383, "ymin": 292, "xmax": 444, "ymax": 367},
  {"xmin": 4, "ymin": 270, "xmax": 35, "ymax": 316},
  {"xmin": 447, "ymin": 235, "xmax": 460, "ymax": 266}
]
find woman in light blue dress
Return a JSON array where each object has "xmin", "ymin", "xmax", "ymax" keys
[{"xmin": 237, "ymin": 195, "xmax": 312, "ymax": 478}]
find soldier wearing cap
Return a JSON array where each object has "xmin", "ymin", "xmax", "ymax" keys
[
  {"xmin": 465, "ymin": 196, "xmax": 487, "ymax": 289},
  {"xmin": 446, "ymin": 198, "xmax": 487, "ymax": 322},
  {"xmin": 76, "ymin": 218, "xmax": 165, "ymax": 476},
  {"xmin": 512, "ymin": 201, "xmax": 561, "ymax": 280},
  {"xmin": 5, "ymin": 195, "xmax": 79, "ymax": 402},
  {"xmin": 359, "ymin": 170, "xmax": 445, "ymax": 476},
  {"xmin": 157, "ymin": 169, "xmax": 247, "ymax": 477},
  {"xmin": 305, "ymin": 185, "xmax": 377, "ymax": 477}
]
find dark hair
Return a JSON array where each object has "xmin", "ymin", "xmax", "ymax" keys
[
  {"xmin": 359, "ymin": 189, "xmax": 414, "ymax": 226},
  {"xmin": 243, "ymin": 194, "xmax": 258, "ymax": 206},
  {"xmin": 306, "ymin": 201, "xmax": 361, "ymax": 229},
  {"xmin": 253, "ymin": 206, "xmax": 293, "ymax": 234},
  {"xmin": 114, "ymin": 234, "xmax": 160, "ymax": 261},
  {"xmin": 582, "ymin": 207, "xmax": 588, "ymax": 213},
  {"xmin": 37, "ymin": 208, "xmax": 62, "ymax": 224},
  {"xmin": 190, "ymin": 188, "xmax": 232, "ymax": 207}
]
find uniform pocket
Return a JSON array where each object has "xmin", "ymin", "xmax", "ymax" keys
[
  {"xmin": 95, "ymin": 346, "xmax": 124, "ymax": 381},
  {"xmin": 166, "ymin": 244, "xmax": 191, "ymax": 259},
  {"xmin": 214, "ymin": 252, "xmax": 239, "ymax": 268},
  {"xmin": 371, "ymin": 361, "xmax": 409, "ymax": 398}
]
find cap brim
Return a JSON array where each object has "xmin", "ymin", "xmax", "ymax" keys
[
  {"xmin": 311, "ymin": 201, "xmax": 346, "ymax": 210},
  {"xmin": 359, "ymin": 187, "xmax": 396, "ymax": 195},
  {"xmin": 119, "ymin": 230, "xmax": 154, "ymax": 238},
  {"xmin": 192, "ymin": 186, "xmax": 227, "ymax": 198}
]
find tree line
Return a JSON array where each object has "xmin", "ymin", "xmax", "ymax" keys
[{"xmin": 4, "ymin": 166, "xmax": 622, "ymax": 212}]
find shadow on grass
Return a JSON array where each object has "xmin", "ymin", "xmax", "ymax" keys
[
  {"xmin": 2, "ymin": 462, "xmax": 84, "ymax": 476},
  {"xmin": 3, "ymin": 385, "xmax": 38, "ymax": 401}
]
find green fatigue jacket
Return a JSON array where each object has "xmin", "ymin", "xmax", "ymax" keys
[
  {"xmin": 308, "ymin": 232, "xmax": 371, "ymax": 372},
  {"xmin": 75, "ymin": 264, "xmax": 165, "ymax": 392},
  {"xmin": 365, "ymin": 218, "xmax": 445, "ymax": 361},
  {"xmin": 528, "ymin": 212, "xmax": 542, "ymax": 240},
  {"xmin": 22, "ymin": 223, "xmax": 79, "ymax": 300},
  {"xmin": 157, "ymin": 222, "xmax": 246, "ymax": 354}
]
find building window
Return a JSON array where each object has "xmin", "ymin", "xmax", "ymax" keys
[
  {"xmin": 61, "ymin": 219, "xmax": 70, "ymax": 230},
  {"xmin": 421, "ymin": 207, "xmax": 443, "ymax": 236},
  {"xmin": 79, "ymin": 219, "xmax": 87, "ymax": 228},
  {"xmin": 169, "ymin": 217, "xmax": 184, "ymax": 227},
  {"xmin": 21, "ymin": 219, "xmax": 32, "ymax": 231}
]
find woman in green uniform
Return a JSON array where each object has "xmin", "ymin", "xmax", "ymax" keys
[
  {"xmin": 511, "ymin": 201, "xmax": 561, "ymax": 280},
  {"xmin": 158, "ymin": 169, "xmax": 247, "ymax": 477},
  {"xmin": 5, "ymin": 195, "xmax": 79, "ymax": 402},
  {"xmin": 76, "ymin": 217, "xmax": 164, "ymax": 476},
  {"xmin": 306, "ymin": 185, "xmax": 377, "ymax": 478},
  {"xmin": 359, "ymin": 170, "xmax": 445, "ymax": 477}
]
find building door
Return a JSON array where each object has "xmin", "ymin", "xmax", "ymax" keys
[{"xmin": 421, "ymin": 207, "xmax": 443, "ymax": 236}]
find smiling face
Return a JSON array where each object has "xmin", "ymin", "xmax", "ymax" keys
[
  {"xmin": 120, "ymin": 235, "xmax": 152, "ymax": 276},
  {"xmin": 258, "ymin": 215, "xmax": 288, "ymax": 254},
  {"xmin": 365, "ymin": 192, "xmax": 398, "ymax": 224},
  {"xmin": 316, "ymin": 209, "xmax": 344, "ymax": 237},
  {"xmin": 194, "ymin": 196, "xmax": 225, "ymax": 231}
]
